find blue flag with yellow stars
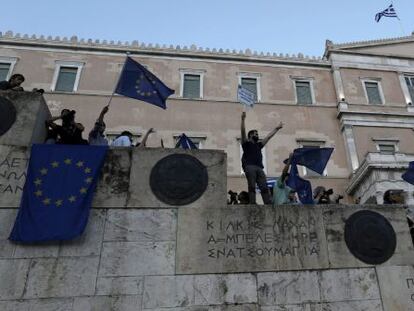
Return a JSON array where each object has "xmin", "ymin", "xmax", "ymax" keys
[
  {"xmin": 115, "ymin": 56, "xmax": 175, "ymax": 109},
  {"xmin": 9, "ymin": 144, "xmax": 108, "ymax": 243},
  {"xmin": 402, "ymin": 161, "xmax": 414, "ymax": 185}
]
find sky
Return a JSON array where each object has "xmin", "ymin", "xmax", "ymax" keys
[{"xmin": 1, "ymin": 0, "xmax": 413, "ymax": 57}]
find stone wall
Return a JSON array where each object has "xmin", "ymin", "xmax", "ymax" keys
[{"xmin": 1, "ymin": 93, "xmax": 414, "ymax": 311}]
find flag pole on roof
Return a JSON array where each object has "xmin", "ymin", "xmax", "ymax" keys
[{"xmin": 114, "ymin": 55, "xmax": 175, "ymax": 109}]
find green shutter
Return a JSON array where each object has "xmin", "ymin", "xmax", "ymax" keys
[
  {"xmin": 365, "ymin": 82, "xmax": 382, "ymax": 105},
  {"xmin": 183, "ymin": 74, "xmax": 201, "ymax": 99},
  {"xmin": 296, "ymin": 81, "xmax": 312, "ymax": 105},
  {"xmin": 0, "ymin": 63, "xmax": 11, "ymax": 81},
  {"xmin": 55, "ymin": 67, "xmax": 78, "ymax": 92}
]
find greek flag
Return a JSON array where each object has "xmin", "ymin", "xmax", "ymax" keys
[
  {"xmin": 375, "ymin": 4, "xmax": 399, "ymax": 22},
  {"xmin": 237, "ymin": 85, "xmax": 255, "ymax": 108}
]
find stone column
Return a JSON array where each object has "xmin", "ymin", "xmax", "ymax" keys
[
  {"xmin": 342, "ymin": 125, "xmax": 359, "ymax": 172},
  {"xmin": 332, "ymin": 67, "xmax": 345, "ymax": 102}
]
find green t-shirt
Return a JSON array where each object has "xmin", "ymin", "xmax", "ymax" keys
[{"xmin": 272, "ymin": 177, "xmax": 293, "ymax": 206}]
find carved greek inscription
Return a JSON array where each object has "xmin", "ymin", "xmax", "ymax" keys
[
  {"xmin": 0, "ymin": 157, "xmax": 28, "ymax": 195},
  {"xmin": 206, "ymin": 216, "xmax": 320, "ymax": 260},
  {"xmin": 406, "ymin": 278, "xmax": 414, "ymax": 302}
]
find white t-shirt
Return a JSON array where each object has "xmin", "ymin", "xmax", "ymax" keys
[{"xmin": 111, "ymin": 136, "xmax": 132, "ymax": 147}]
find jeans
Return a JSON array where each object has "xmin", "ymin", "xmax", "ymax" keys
[{"xmin": 244, "ymin": 165, "xmax": 272, "ymax": 204}]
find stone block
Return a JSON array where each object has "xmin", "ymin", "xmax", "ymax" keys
[
  {"xmin": 127, "ymin": 148, "xmax": 226, "ymax": 208},
  {"xmin": 0, "ymin": 145, "xmax": 29, "ymax": 207},
  {"xmin": 96, "ymin": 276, "xmax": 144, "ymax": 296},
  {"xmin": 104, "ymin": 209, "xmax": 177, "ymax": 242},
  {"xmin": 0, "ymin": 298, "xmax": 73, "ymax": 311},
  {"xmin": 316, "ymin": 300, "xmax": 383, "ymax": 311},
  {"xmin": 73, "ymin": 295, "xmax": 141, "ymax": 311},
  {"xmin": 143, "ymin": 275, "xmax": 195, "ymax": 309},
  {"xmin": 176, "ymin": 206, "xmax": 328, "ymax": 274},
  {"xmin": 59, "ymin": 209, "xmax": 105, "ymax": 257},
  {"xmin": 0, "ymin": 92, "xmax": 50, "ymax": 147},
  {"xmin": 0, "ymin": 209, "xmax": 17, "ymax": 257},
  {"xmin": 257, "ymin": 271, "xmax": 320, "ymax": 306},
  {"xmin": 319, "ymin": 268, "xmax": 380, "ymax": 302},
  {"xmin": 13, "ymin": 242, "xmax": 59, "ymax": 258},
  {"xmin": 194, "ymin": 273, "xmax": 257, "ymax": 305},
  {"xmin": 376, "ymin": 265, "xmax": 414, "ymax": 311},
  {"xmin": 0, "ymin": 259, "xmax": 31, "ymax": 299},
  {"xmin": 99, "ymin": 241, "xmax": 175, "ymax": 277},
  {"xmin": 93, "ymin": 148, "xmax": 131, "ymax": 208},
  {"xmin": 323, "ymin": 205, "xmax": 414, "ymax": 268},
  {"xmin": 144, "ymin": 305, "xmax": 258, "ymax": 311},
  {"xmin": 24, "ymin": 257, "xmax": 99, "ymax": 298}
]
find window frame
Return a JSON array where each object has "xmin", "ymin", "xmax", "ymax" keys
[
  {"xmin": 51, "ymin": 61, "xmax": 84, "ymax": 92},
  {"xmin": 291, "ymin": 76, "xmax": 315, "ymax": 105},
  {"xmin": 106, "ymin": 131, "xmax": 141, "ymax": 146},
  {"xmin": 296, "ymin": 139, "xmax": 328, "ymax": 177},
  {"xmin": 0, "ymin": 56, "xmax": 18, "ymax": 81},
  {"xmin": 237, "ymin": 72, "xmax": 261, "ymax": 102},
  {"xmin": 173, "ymin": 134, "xmax": 206, "ymax": 149},
  {"xmin": 404, "ymin": 75, "xmax": 414, "ymax": 104},
  {"xmin": 361, "ymin": 78, "xmax": 385, "ymax": 105},
  {"xmin": 373, "ymin": 138, "xmax": 399, "ymax": 155},
  {"xmin": 179, "ymin": 69, "xmax": 205, "ymax": 99}
]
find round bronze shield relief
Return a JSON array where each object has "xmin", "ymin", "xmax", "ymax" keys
[
  {"xmin": 0, "ymin": 96, "xmax": 17, "ymax": 136},
  {"xmin": 150, "ymin": 154, "xmax": 208, "ymax": 205},
  {"xmin": 344, "ymin": 210, "xmax": 396, "ymax": 265}
]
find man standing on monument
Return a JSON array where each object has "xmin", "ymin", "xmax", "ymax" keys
[{"xmin": 241, "ymin": 111, "xmax": 283, "ymax": 204}]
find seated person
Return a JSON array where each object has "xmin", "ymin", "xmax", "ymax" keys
[
  {"xmin": 0, "ymin": 74, "xmax": 25, "ymax": 91},
  {"xmin": 112, "ymin": 131, "xmax": 134, "ymax": 147},
  {"xmin": 46, "ymin": 109, "xmax": 88, "ymax": 145},
  {"xmin": 273, "ymin": 153, "xmax": 298, "ymax": 206},
  {"xmin": 89, "ymin": 105, "xmax": 109, "ymax": 146}
]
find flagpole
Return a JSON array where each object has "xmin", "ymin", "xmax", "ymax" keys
[
  {"xmin": 391, "ymin": 0, "xmax": 406, "ymax": 36},
  {"xmin": 107, "ymin": 52, "xmax": 130, "ymax": 108}
]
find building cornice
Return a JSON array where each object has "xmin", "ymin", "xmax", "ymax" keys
[{"xmin": 0, "ymin": 31, "xmax": 329, "ymax": 67}]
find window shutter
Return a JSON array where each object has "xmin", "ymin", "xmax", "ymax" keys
[
  {"xmin": 295, "ymin": 81, "xmax": 312, "ymax": 105},
  {"xmin": 55, "ymin": 67, "xmax": 78, "ymax": 92},
  {"xmin": 365, "ymin": 82, "xmax": 382, "ymax": 105},
  {"xmin": 183, "ymin": 74, "xmax": 201, "ymax": 99},
  {"xmin": 241, "ymin": 78, "xmax": 257, "ymax": 100},
  {"xmin": 0, "ymin": 63, "xmax": 11, "ymax": 81}
]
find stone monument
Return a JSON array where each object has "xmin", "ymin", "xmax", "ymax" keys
[{"xmin": 0, "ymin": 92, "xmax": 414, "ymax": 311}]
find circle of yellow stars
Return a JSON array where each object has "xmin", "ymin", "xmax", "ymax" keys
[
  {"xmin": 33, "ymin": 158, "xmax": 94, "ymax": 207},
  {"xmin": 134, "ymin": 73, "xmax": 157, "ymax": 97}
]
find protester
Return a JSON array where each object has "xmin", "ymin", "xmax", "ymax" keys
[
  {"xmin": 383, "ymin": 189, "xmax": 405, "ymax": 204},
  {"xmin": 313, "ymin": 186, "xmax": 333, "ymax": 204},
  {"xmin": 228, "ymin": 190, "xmax": 238, "ymax": 204},
  {"xmin": 0, "ymin": 73, "xmax": 25, "ymax": 91},
  {"xmin": 136, "ymin": 128, "xmax": 155, "ymax": 149},
  {"xmin": 46, "ymin": 109, "xmax": 88, "ymax": 145},
  {"xmin": 273, "ymin": 153, "xmax": 298, "ymax": 206},
  {"xmin": 112, "ymin": 131, "xmax": 134, "ymax": 146},
  {"xmin": 238, "ymin": 191, "xmax": 250, "ymax": 204},
  {"xmin": 88, "ymin": 106, "xmax": 109, "ymax": 146},
  {"xmin": 241, "ymin": 111, "xmax": 283, "ymax": 204}
]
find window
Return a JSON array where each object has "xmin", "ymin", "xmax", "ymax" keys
[
  {"xmin": 180, "ymin": 69, "xmax": 205, "ymax": 99},
  {"xmin": 51, "ymin": 61, "xmax": 84, "ymax": 92},
  {"xmin": 183, "ymin": 74, "xmax": 201, "ymax": 99},
  {"xmin": 405, "ymin": 76, "xmax": 414, "ymax": 103},
  {"xmin": 0, "ymin": 63, "xmax": 11, "ymax": 81},
  {"xmin": 106, "ymin": 132, "xmax": 141, "ymax": 145},
  {"xmin": 238, "ymin": 72, "xmax": 261, "ymax": 102},
  {"xmin": 241, "ymin": 78, "xmax": 258, "ymax": 101},
  {"xmin": 378, "ymin": 144, "xmax": 396, "ymax": 155},
  {"xmin": 297, "ymin": 140, "xmax": 327, "ymax": 177},
  {"xmin": 364, "ymin": 81, "xmax": 383, "ymax": 105},
  {"xmin": 0, "ymin": 57, "xmax": 18, "ymax": 81},
  {"xmin": 295, "ymin": 80, "xmax": 313, "ymax": 105}
]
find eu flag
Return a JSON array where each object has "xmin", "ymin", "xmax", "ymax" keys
[
  {"xmin": 9, "ymin": 144, "xmax": 108, "ymax": 243},
  {"xmin": 292, "ymin": 147, "xmax": 334, "ymax": 175},
  {"xmin": 115, "ymin": 57, "xmax": 175, "ymax": 109},
  {"xmin": 402, "ymin": 161, "xmax": 414, "ymax": 185},
  {"xmin": 175, "ymin": 133, "xmax": 198, "ymax": 149},
  {"xmin": 286, "ymin": 163, "xmax": 314, "ymax": 204}
]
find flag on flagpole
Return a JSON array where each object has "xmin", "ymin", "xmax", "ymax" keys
[
  {"xmin": 375, "ymin": 4, "xmax": 399, "ymax": 22},
  {"xmin": 115, "ymin": 57, "xmax": 175, "ymax": 109},
  {"xmin": 402, "ymin": 161, "xmax": 414, "ymax": 185},
  {"xmin": 237, "ymin": 85, "xmax": 256, "ymax": 108},
  {"xmin": 9, "ymin": 144, "xmax": 107, "ymax": 243}
]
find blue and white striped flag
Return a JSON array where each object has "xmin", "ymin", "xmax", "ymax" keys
[
  {"xmin": 237, "ymin": 85, "xmax": 255, "ymax": 108},
  {"xmin": 375, "ymin": 4, "xmax": 399, "ymax": 22}
]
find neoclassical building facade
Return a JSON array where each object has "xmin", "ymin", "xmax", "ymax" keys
[{"xmin": 1, "ymin": 30, "xmax": 414, "ymax": 204}]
